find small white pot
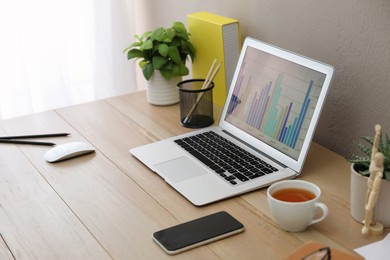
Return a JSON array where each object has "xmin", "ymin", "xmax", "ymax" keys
[
  {"xmin": 145, "ymin": 73, "xmax": 181, "ymax": 105},
  {"xmin": 350, "ymin": 163, "xmax": 390, "ymax": 227}
]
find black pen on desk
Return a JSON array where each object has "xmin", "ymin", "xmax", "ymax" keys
[
  {"xmin": 0, "ymin": 133, "xmax": 70, "ymax": 140},
  {"xmin": 0, "ymin": 139, "xmax": 56, "ymax": 146}
]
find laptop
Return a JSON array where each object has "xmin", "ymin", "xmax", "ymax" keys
[{"xmin": 130, "ymin": 37, "xmax": 334, "ymax": 206}]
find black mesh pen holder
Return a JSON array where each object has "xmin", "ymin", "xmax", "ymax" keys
[{"xmin": 177, "ymin": 79, "xmax": 214, "ymax": 128}]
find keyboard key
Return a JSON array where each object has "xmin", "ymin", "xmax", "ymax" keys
[
  {"xmin": 233, "ymin": 172, "xmax": 249, "ymax": 182},
  {"xmin": 225, "ymin": 175, "xmax": 236, "ymax": 181}
]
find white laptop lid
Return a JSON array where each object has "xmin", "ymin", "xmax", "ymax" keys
[{"xmin": 219, "ymin": 37, "xmax": 334, "ymax": 173}]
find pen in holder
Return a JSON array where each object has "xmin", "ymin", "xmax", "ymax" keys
[{"xmin": 177, "ymin": 79, "xmax": 214, "ymax": 128}]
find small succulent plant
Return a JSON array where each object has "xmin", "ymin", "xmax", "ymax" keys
[{"xmin": 348, "ymin": 132, "xmax": 390, "ymax": 180}]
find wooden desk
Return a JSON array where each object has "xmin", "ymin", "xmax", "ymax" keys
[{"xmin": 0, "ymin": 91, "xmax": 387, "ymax": 259}]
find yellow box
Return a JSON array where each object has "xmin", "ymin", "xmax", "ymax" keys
[{"xmin": 188, "ymin": 12, "xmax": 241, "ymax": 106}]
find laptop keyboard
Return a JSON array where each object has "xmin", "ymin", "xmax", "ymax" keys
[{"xmin": 174, "ymin": 131, "xmax": 278, "ymax": 185}]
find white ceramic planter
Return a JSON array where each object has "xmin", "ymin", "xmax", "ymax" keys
[
  {"xmin": 350, "ymin": 163, "xmax": 390, "ymax": 227},
  {"xmin": 145, "ymin": 73, "xmax": 181, "ymax": 105}
]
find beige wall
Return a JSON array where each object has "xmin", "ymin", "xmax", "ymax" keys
[{"xmin": 135, "ymin": 0, "xmax": 390, "ymax": 157}]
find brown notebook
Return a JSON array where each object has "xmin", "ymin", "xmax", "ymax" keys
[{"xmin": 286, "ymin": 241, "xmax": 363, "ymax": 260}]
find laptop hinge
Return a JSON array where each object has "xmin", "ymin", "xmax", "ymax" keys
[{"xmin": 222, "ymin": 130, "xmax": 288, "ymax": 168}]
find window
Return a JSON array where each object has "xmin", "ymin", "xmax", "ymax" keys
[{"xmin": 0, "ymin": 0, "xmax": 137, "ymax": 119}]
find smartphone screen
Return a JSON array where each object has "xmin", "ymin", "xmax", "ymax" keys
[{"xmin": 152, "ymin": 211, "xmax": 245, "ymax": 254}]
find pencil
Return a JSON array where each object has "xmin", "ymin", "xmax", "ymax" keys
[
  {"xmin": 183, "ymin": 61, "xmax": 221, "ymax": 124},
  {"xmin": 0, "ymin": 139, "xmax": 56, "ymax": 146},
  {"xmin": 0, "ymin": 133, "xmax": 70, "ymax": 140}
]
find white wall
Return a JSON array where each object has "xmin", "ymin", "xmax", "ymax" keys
[{"xmin": 135, "ymin": 0, "xmax": 390, "ymax": 157}]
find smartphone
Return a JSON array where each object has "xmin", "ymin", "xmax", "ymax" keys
[{"xmin": 152, "ymin": 211, "xmax": 245, "ymax": 255}]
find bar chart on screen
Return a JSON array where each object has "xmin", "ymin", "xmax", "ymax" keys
[{"xmin": 226, "ymin": 56, "xmax": 323, "ymax": 154}]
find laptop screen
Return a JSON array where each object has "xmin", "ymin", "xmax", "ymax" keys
[{"xmin": 220, "ymin": 38, "xmax": 334, "ymax": 172}]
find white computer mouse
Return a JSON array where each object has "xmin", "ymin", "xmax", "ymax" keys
[{"xmin": 44, "ymin": 141, "xmax": 95, "ymax": 163}]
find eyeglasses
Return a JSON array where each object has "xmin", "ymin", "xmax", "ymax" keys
[{"xmin": 301, "ymin": 247, "xmax": 331, "ymax": 260}]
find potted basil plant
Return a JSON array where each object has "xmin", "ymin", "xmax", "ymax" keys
[{"xmin": 123, "ymin": 21, "xmax": 195, "ymax": 105}]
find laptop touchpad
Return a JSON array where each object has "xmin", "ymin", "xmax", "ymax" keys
[{"xmin": 154, "ymin": 157, "xmax": 207, "ymax": 183}]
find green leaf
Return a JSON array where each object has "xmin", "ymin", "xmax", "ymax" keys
[
  {"xmin": 127, "ymin": 49, "xmax": 144, "ymax": 60},
  {"xmin": 175, "ymin": 31, "xmax": 189, "ymax": 41},
  {"xmin": 179, "ymin": 64, "xmax": 189, "ymax": 75},
  {"xmin": 152, "ymin": 55, "xmax": 168, "ymax": 69},
  {"xmin": 141, "ymin": 39, "xmax": 153, "ymax": 50},
  {"xmin": 123, "ymin": 42, "xmax": 141, "ymax": 53},
  {"xmin": 150, "ymin": 27, "xmax": 164, "ymax": 41},
  {"xmin": 159, "ymin": 61, "xmax": 173, "ymax": 71},
  {"xmin": 164, "ymin": 28, "xmax": 176, "ymax": 42},
  {"xmin": 140, "ymin": 31, "xmax": 152, "ymax": 40},
  {"xmin": 160, "ymin": 70, "xmax": 172, "ymax": 80},
  {"xmin": 142, "ymin": 63, "xmax": 154, "ymax": 80},
  {"xmin": 158, "ymin": 44, "xmax": 169, "ymax": 57},
  {"xmin": 353, "ymin": 141, "xmax": 371, "ymax": 157},
  {"xmin": 170, "ymin": 37, "xmax": 181, "ymax": 47},
  {"xmin": 182, "ymin": 41, "xmax": 196, "ymax": 61},
  {"xmin": 129, "ymin": 41, "xmax": 142, "ymax": 48},
  {"xmin": 360, "ymin": 170, "xmax": 370, "ymax": 177},
  {"xmin": 172, "ymin": 21, "xmax": 186, "ymax": 33},
  {"xmin": 349, "ymin": 155, "xmax": 370, "ymax": 166},
  {"xmin": 361, "ymin": 136, "xmax": 374, "ymax": 145},
  {"xmin": 139, "ymin": 60, "xmax": 147, "ymax": 69},
  {"xmin": 171, "ymin": 63, "xmax": 180, "ymax": 76},
  {"xmin": 168, "ymin": 46, "xmax": 182, "ymax": 65}
]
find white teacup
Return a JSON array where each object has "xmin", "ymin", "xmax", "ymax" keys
[{"xmin": 267, "ymin": 180, "xmax": 329, "ymax": 232}]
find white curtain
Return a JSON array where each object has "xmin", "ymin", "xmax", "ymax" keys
[{"xmin": 0, "ymin": 0, "xmax": 137, "ymax": 119}]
